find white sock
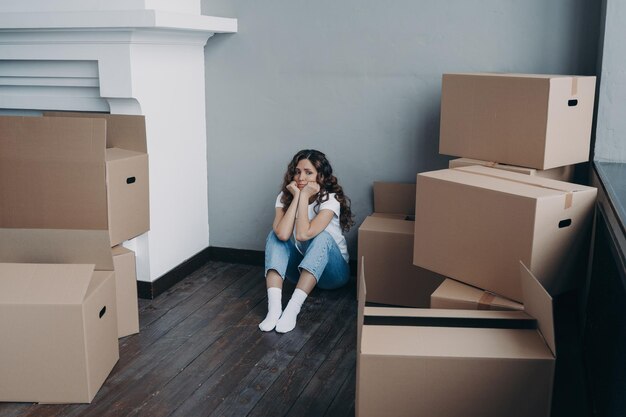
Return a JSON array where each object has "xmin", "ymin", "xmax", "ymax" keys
[
  {"xmin": 259, "ymin": 287, "xmax": 283, "ymax": 332},
  {"xmin": 275, "ymin": 288, "xmax": 308, "ymax": 333}
]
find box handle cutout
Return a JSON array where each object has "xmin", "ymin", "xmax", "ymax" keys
[
  {"xmin": 568, "ymin": 99, "xmax": 578, "ymax": 107},
  {"xmin": 126, "ymin": 177, "xmax": 136, "ymax": 184},
  {"xmin": 99, "ymin": 306, "xmax": 107, "ymax": 319},
  {"xmin": 559, "ymin": 219, "xmax": 572, "ymax": 228}
]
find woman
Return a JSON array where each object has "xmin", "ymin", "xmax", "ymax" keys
[{"xmin": 260, "ymin": 149, "xmax": 354, "ymax": 333}]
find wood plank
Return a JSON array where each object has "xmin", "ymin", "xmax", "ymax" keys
[
  {"xmin": 323, "ymin": 365, "xmax": 357, "ymax": 417},
  {"xmin": 166, "ymin": 284, "xmax": 350, "ymax": 417},
  {"xmin": 17, "ymin": 262, "xmax": 255, "ymax": 417},
  {"xmin": 130, "ymin": 287, "xmax": 270, "ymax": 417},
  {"xmin": 247, "ymin": 289, "xmax": 356, "ymax": 417},
  {"xmin": 210, "ymin": 287, "xmax": 355, "ymax": 417},
  {"xmin": 283, "ymin": 311, "xmax": 357, "ymax": 417},
  {"xmin": 73, "ymin": 266, "xmax": 264, "ymax": 417}
]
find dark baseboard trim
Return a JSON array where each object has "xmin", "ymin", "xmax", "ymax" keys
[
  {"xmin": 137, "ymin": 246, "xmax": 211, "ymax": 299},
  {"xmin": 137, "ymin": 246, "xmax": 357, "ymax": 299},
  {"xmin": 209, "ymin": 246, "xmax": 265, "ymax": 266}
]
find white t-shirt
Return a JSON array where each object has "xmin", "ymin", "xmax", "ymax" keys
[{"xmin": 275, "ymin": 191, "xmax": 349, "ymax": 263}]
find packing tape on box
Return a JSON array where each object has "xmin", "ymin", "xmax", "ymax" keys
[
  {"xmin": 477, "ymin": 292, "xmax": 496, "ymax": 310},
  {"xmin": 452, "ymin": 167, "xmax": 575, "ymax": 209},
  {"xmin": 571, "ymin": 77, "xmax": 578, "ymax": 96}
]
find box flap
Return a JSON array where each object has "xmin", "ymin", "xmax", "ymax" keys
[
  {"xmin": 520, "ymin": 262, "xmax": 555, "ymax": 356},
  {"xmin": 357, "ymin": 256, "xmax": 366, "ymax": 354},
  {"xmin": 112, "ymin": 245, "xmax": 132, "ymax": 257},
  {"xmin": 453, "ymin": 165, "xmax": 592, "ymax": 193},
  {"xmin": 373, "ymin": 182, "xmax": 415, "ymax": 215},
  {"xmin": 431, "ymin": 279, "xmax": 524, "ymax": 311},
  {"xmin": 0, "ymin": 263, "xmax": 95, "ymax": 305},
  {"xmin": 359, "ymin": 215, "xmax": 413, "ymax": 235},
  {"xmin": 0, "ymin": 228, "xmax": 114, "ymax": 271},
  {"xmin": 0, "ymin": 115, "xmax": 108, "ymax": 230},
  {"xmin": 44, "ymin": 112, "xmax": 147, "ymax": 153},
  {"xmin": 364, "ymin": 306, "xmax": 532, "ymax": 322},
  {"xmin": 446, "ymin": 72, "xmax": 593, "ymax": 80},
  {"xmin": 449, "ymin": 158, "xmax": 536, "ymax": 175}
]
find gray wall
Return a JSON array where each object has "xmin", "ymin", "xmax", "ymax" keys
[
  {"xmin": 594, "ymin": 0, "xmax": 626, "ymax": 162},
  {"xmin": 202, "ymin": 0, "xmax": 601, "ymax": 257}
]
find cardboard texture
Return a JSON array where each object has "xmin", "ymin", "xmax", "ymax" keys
[
  {"xmin": 449, "ymin": 157, "xmax": 575, "ymax": 182},
  {"xmin": 0, "ymin": 113, "xmax": 150, "ymax": 246},
  {"xmin": 0, "ymin": 228, "xmax": 114, "ymax": 271},
  {"xmin": 0, "ymin": 115, "xmax": 108, "ymax": 230},
  {"xmin": 358, "ymin": 215, "xmax": 445, "ymax": 307},
  {"xmin": 439, "ymin": 73, "xmax": 596, "ymax": 169},
  {"xmin": 430, "ymin": 278, "xmax": 523, "ymax": 311},
  {"xmin": 106, "ymin": 148, "xmax": 150, "ymax": 246},
  {"xmin": 44, "ymin": 112, "xmax": 150, "ymax": 246},
  {"xmin": 356, "ymin": 259, "xmax": 555, "ymax": 417},
  {"xmin": 112, "ymin": 245, "xmax": 139, "ymax": 338},
  {"xmin": 372, "ymin": 182, "xmax": 416, "ymax": 215},
  {"xmin": 0, "ymin": 263, "xmax": 119, "ymax": 403},
  {"xmin": 413, "ymin": 165, "xmax": 596, "ymax": 301}
]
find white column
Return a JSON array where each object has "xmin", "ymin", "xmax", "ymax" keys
[{"xmin": 0, "ymin": 2, "xmax": 237, "ymax": 282}]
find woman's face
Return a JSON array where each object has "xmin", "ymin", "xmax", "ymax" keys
[{"xmin": 294, "ymin": 158, "xmax": 318, "ymax": 190}]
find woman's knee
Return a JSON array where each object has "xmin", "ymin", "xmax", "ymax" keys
[{"xmin": 309, "ymin": 230, "xmax": 334, "ymax": 247}]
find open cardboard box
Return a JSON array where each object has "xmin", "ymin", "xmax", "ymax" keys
[
  {"xmin": 113, "ymin": 245, "xmax": 140, "ymax": 338},
  {"xmin": 43, "ymin": 111, "xmax": 150, "ymax": 246},
  {"xmin": 357, "ymin": 182, "xmax": 445, "ymax": 307},
  {"xmin": 449, "ymin": 157, "xmax": 575, "ymax": 182},
  {"xmin": 0, "ymin": 229, "xmax": 119, "ymax": 403},
  {"xmin": 0, "ymin": 113, "xmax": 149, "ymax": 247},
  {"xmin": 439, "ymin": 73, "xmax": 596, "ymax": 170},
  {"xmin": 430, "ymin": 278, "xmax": 523, "ymax": 311},
  {"xmin": 414, "ymin": 165, "xmax": 596, "ymax": 301},
  {"xmin": 356, "ymin": 258, "xmax": 555, "ymax": 417}
]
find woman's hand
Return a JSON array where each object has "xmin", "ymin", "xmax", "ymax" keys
[
  {"xmin": 286, "ymin": 181, "xmax": 300, "ymax": 196},
  {"xmin": 301, "ymin": 181, "xmax": 320, "ymax": 198}
]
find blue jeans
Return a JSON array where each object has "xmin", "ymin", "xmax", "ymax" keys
[{"xmin": 265, "ymin": 231, "xmax": 349, "ymax": 290}]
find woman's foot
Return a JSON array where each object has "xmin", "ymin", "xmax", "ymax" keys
[
  {"xmin": 275, "ymin": 288, "xmax": 308, "ymax": 333},
  {"xmin": 259, "ymin": 287, "xmax": 282, "ymax": 332}
]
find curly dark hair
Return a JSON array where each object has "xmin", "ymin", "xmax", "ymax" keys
[{"xmin": 280, "ymin": 149, "xmax": 355, "ymax": 232}]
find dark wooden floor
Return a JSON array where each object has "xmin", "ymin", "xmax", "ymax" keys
[{"xmin": 0, "ymin": 261, "xmax": 357, "ymax": 417}]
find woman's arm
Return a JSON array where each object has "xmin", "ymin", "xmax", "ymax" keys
[
  {"xmin": 295, "ymin": 182, "xmax": 334, "ymax": 241},
  {"xmin": 273, "ymin": 182, "xmax": 300, "ymax": 241}
]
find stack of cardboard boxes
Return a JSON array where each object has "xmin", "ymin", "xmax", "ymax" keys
[
  {"xmin": 356, "ymin": 73, "xmax": 598, "ymax": 417},
  {"xmin": 0, "ymin": 113, "xmax": 150, "ymax": 403}
]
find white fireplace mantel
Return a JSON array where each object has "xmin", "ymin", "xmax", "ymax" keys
[{"xmin": 0, "ymin": 1, "xmax": 237, "ymax": 285}]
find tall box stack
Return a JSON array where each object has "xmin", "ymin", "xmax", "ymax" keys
[
  {"xmin": 356, "ymin": 72, "xmax": 598, "ymax": 417},
  {"xmin": 0, "ymin": 114, "xmax": 148, "ymax": 339},
  {"xmin": 416, "ymin": 72, "xmax": 597, "ymax": 301},
  {"xmin": 0, "ymin": 113, "xmax": 150, "ymax": 402}
]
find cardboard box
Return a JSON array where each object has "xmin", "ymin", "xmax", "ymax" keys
[
  {"xmin": 44, "ymin": 112, "xmax": 150, "ymax": 246},
  {"xmin": 0, "ymin": 229, "xmax": 119, "ymax": 403},
  {"xmin": 414, "ymin": 165, "xmax": 596, "ymax": 301},
  {"xmin": 430, "ymin": 279, "xmax": 523, "ymax": 311},
  {"xmin": 413, "ymin": 166, "xmax": 597, "ymax": 301},
  {"xmin": 356, "ymin": 260, "xmax": 555, "ymax": 417},
  {"xmin": 449, "ymin": 158, "xmax": 575, "ymax": 182},
  {"xmin": 439, "ymin": 73, "xmax": 596, "ymax": 169},
  {"xmin": 358, "ymin": 215, "xmax": 445, "ymax": 307},
  {"xmin": 357, "ymin": 182, "xmax": 444, "ymax": 307},
  {"xmin": 0, "ymin": 113, "xmax": 150, "ymax": 246},
  {"xmin": 373, "ymin": 182, "xmax": 416, "ymax": 216},
  {"xmin": 0, "ymin": 263, "xmax": 119, "ymax": 403},
  {"xmin": 113, "ymin": 245, "xmax": 139, "ymax": 338}
]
